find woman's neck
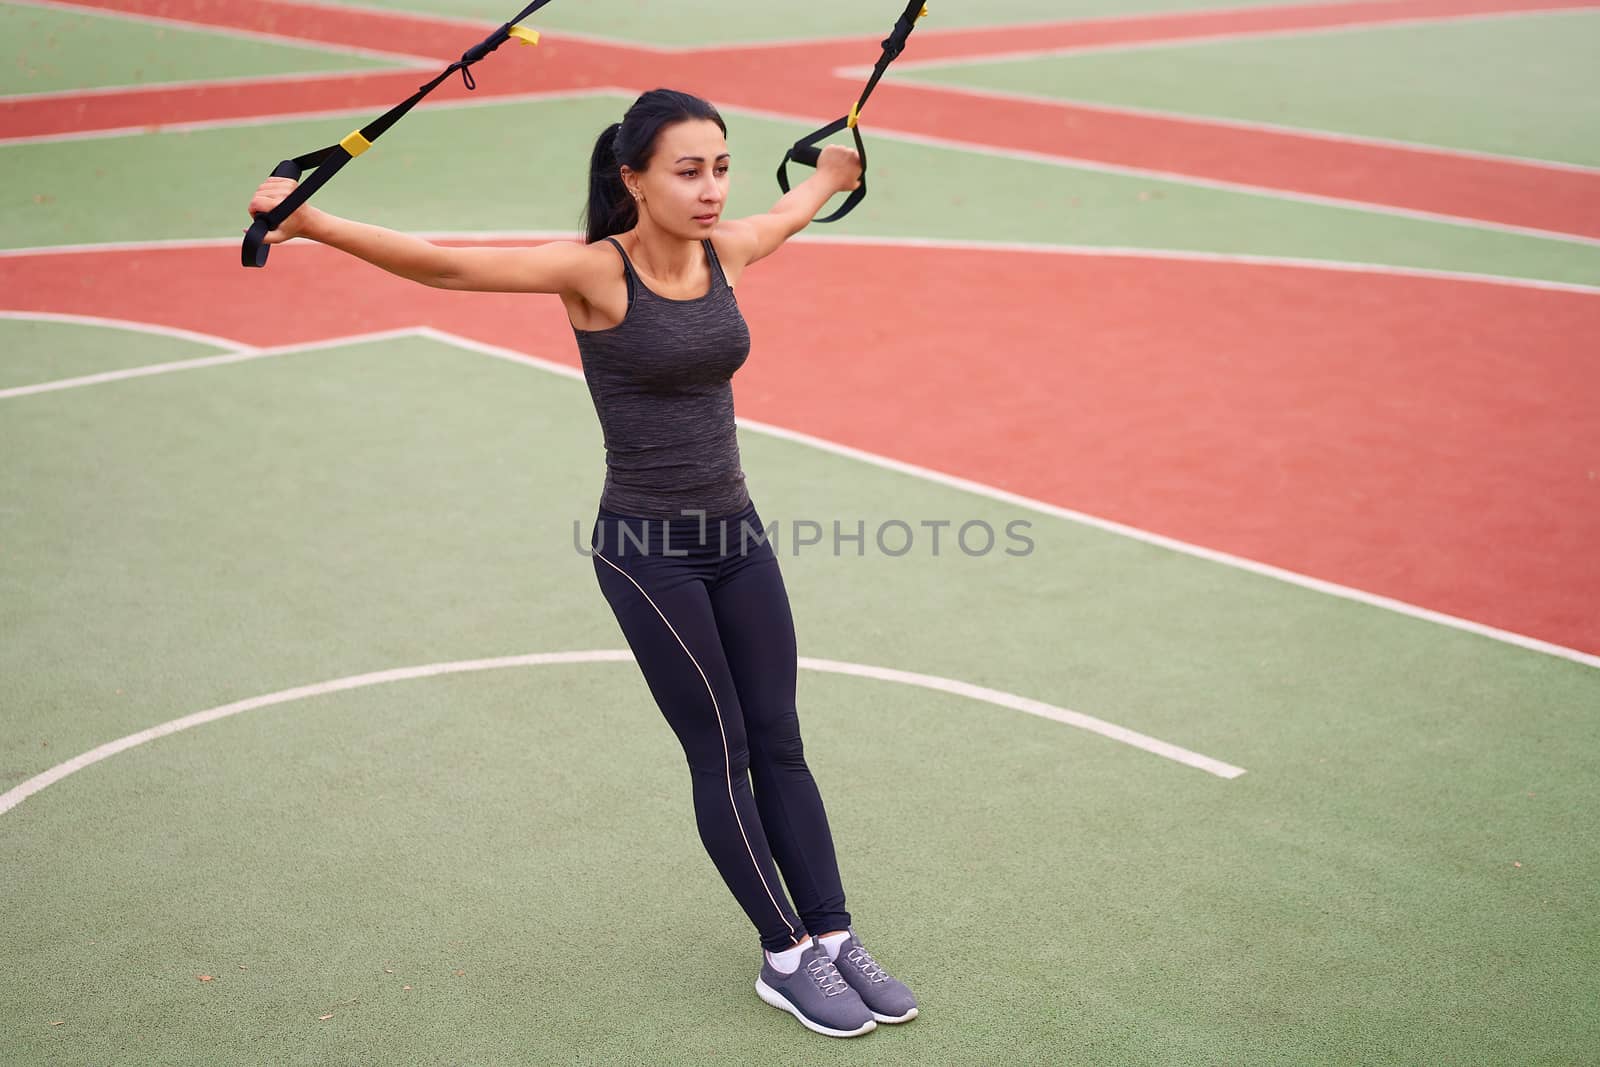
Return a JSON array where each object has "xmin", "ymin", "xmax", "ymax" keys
[{"xmin": 625, "ymin": 223, "xmax": 701, "ymax": 285}]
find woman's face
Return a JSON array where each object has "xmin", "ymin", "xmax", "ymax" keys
[{"xmin": 624, "ymin": 118, "xmax": 730, "ymax": 238}]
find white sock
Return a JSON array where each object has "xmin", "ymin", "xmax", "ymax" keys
[
  {"xmin": 765, "ymin": 937, "xmax": 812, "ymax": 974},
  {"xmin": 818, "ymin": 930, "xmax": 851, "ymax": 961}
]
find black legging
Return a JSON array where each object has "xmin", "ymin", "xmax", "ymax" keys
[{"xmin": 589, "ymin": 500, "xmax": 851, "ymax": 951}]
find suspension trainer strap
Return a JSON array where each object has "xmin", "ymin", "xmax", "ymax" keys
[
  {"xmin": 241, "ymin": 5, "xmax": 551, "ymax": 268},
  {"xmin": 775, "ymin": 0, "xmax": 928, "ymax": 224}
]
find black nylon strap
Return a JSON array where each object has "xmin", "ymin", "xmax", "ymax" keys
[
  {"xmin": 242, "ymin": 0, "xmax": 556, "ymax": 268},
  {"xmin": 856, "ymin": 0, "xmax": 924, "ymax": 107},
  {"xmin": 775, "ymin": 118, "xmax": 867, "ymax": 225},
  {"xmin": 775, "ymin": 0, "xmax": 926, "ymax": 225}
]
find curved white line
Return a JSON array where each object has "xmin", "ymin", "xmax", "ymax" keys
[
  {"xmin": 2, "ymin": 233, "xmax": 1594, "ymax": 295},
  {"xmin": 800, "ymin": 657, "xmax": 1245, "ymax": 778},
  {"xmin": 0, "ymin": 650, "xmax": 1243, "ymax": 816},
  {"xmin": 0, "ymin": 310, "xmax": 254, "ymax": 351}
]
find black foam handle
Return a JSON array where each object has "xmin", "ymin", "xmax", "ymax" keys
[
  {"xmin": 242, "ymin": 158, "xmax": 306, "ymax": 268},
  {"xmin": 460, "ymin": 23, "xmax": 511, "ymax": 65}
]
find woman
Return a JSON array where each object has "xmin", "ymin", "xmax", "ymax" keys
[{"xmin": 246, "ymin": 88, "xmax": 917, "ymax": 1039}]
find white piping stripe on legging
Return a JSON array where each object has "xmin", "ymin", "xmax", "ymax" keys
[{"xmin": 592, "ymin": 550, "xmax": 803, "ymax": 946}]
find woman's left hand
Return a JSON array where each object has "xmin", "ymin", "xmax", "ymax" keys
[{"xmin": 817, "ymin": 144, "xmax": 863, "ymax": 193}]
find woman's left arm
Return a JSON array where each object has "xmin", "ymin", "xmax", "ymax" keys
[{"xmin": 717, "ymin": 145, "xmax": 862, "ymax": 270}]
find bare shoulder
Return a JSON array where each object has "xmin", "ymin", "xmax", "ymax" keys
[
  {"xmin": 711, "ymin": 211, "xmax": 800, "ymax": 277},
  {"xmin": 432, "ymin": 236, "xmax": 617, "ymax": 295},
  {"xmin": 559, "ymin": 237, "xmax": 630, "ymax": 331},
  {"xmin": 710, "ymin": 220, "xmax": 759, "ymax": 281},
  {"xmin": 550, "ymin": 237, "xmax": 620, "ymax": 285},
  {"xmin": 548, "ymin": 237, "xmax": 625, "ymax": 297}
]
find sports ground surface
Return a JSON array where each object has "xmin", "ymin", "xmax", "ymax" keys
[{"xmin": 2, "ymin": 0, "xmax": 1597, "ymax": 1062}]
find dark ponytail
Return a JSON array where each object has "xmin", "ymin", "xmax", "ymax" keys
[{"xmin": 583, "ymin": 89, "xmax": 727, "ymax": 244}]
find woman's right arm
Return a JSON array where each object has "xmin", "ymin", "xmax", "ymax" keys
[{"xmin": 247, "ymin": 177, "xmax": 591, "ymax": 294}]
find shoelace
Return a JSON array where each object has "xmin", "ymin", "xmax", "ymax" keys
[
  {"xmin": 804, "ymin": 954, "xmax": 852, "ymax": 997},
  {"xmin": 844, "ymin": 944, "xmax": 890, "ymax": 984}
]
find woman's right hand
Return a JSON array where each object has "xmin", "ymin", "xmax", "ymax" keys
[
  {"xmin": 816, "ymin": 144, "xmax": 863, "ymax": 195},
  {"xmin": 246, "ymin": 176, "xmax": 321, "ymax": 243}
]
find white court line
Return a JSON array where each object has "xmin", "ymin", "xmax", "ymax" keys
[
  {"xmin": 256, "ymin": 0, "xmax": 686, "ymax": 51},
  {"xmin": 0, "ymin": 650, "xmax": 1246, "ymax": 817},
  {"xmin": 786, "ymin": 234, "xmax": 1600, "ymax": 295},
  {"xmin": 0, "ymin": 66, "xmax": 432, "ymax": 106},
  {"xmin": 417, "ymin": 329, "xmax": 1600, "ymax": 673},
  {"xmin": 0, "ymin": 86, "xmax": 629, "ymax": 147},
  {"xmin": 719, "ymin": 101, "xmax": 1600, "ymax": 249},
  {"xmin": 862, "ymin": 6, "xmax": 1599, "ymax": 70},
  {"xmin": 2, "ymin": 233, "xmax": 1596, "ymax": 294},
  {"xmin": 0, "ymin": 326, "xmax": 416, "ymax": 399},
  {"xmin": 5, "ymin": 86, "xmax": 1594, "ymax": 250},
  {"xmin": 2, "ymin": 314, "xmax": 1596, "ymax": 671},
  {"xmin": 803, "ymin": 658, "xmax": 1245, "ymax": 778},
  {"xmin": 0, "ymin": 237, "xmax": 254, "ymax": 257},
  {"xmin": 0, "ymin": 309, "xmax": 255, "ymax": 350},
  {"xmin": 859, "ymin": 78, "xmax": 1600, "ymax": 177},
  {"xmin": 279, "ymin": 0, "xmax": 1589, "ymax": 53},
  {"xmin": 428, "ymin": 231, "xmax": 1600, "ymax": 295},
  {"xmin": 7, "ymin": 0, "xmax": 728, "ymax": 56},
  {"xmin": 18, "ymin": 83, "xmax": 1583, "ymax": 247},
  {"xmin": 238, "ymin": 0, "xmax": 977, "ymax": 53},
  {"xmin": 692, "ymin": 0, "xmax": 1600, "ymax": 51},
  {"xmin": 6, "ymin": 0, "xmax": 442, "ymax": 64}
]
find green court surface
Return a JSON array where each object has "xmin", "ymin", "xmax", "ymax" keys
[
  {"xmin": 0, "ymin": 1, "xmax": 407, "ymax": 97},
  {"xmin": 896, "ymin": 10, "xmax": 1600, "ymax": 167},
  {"xmin": 304, "ymin": 0, "xmax": 1308, "ymax": 45},
  {"xmin": 4, "ymin": 333, "xmax": 1596, "ymax": 1064},
  {"xmin": 9, "ymin": 95, "xmax": 1600, "ymax": 285},
  {"xmin": 0, "ymin": 318, "xmax": 234, "ymax": 389}
]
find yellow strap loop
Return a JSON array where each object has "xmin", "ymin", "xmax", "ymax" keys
[
  {"xmin": 507, "ymin": 24, "xmax": 539, "ymax": 46},
  {"xmin": 340, "ymin": 130, "xmax": 372, "ymax": 157},
  {"xmin": 918, "ymin": 4, "xmax": 928, "ymax": 18},
  {"xmin": 847, "ymin": 101, "xmax": 861, "ymax": 128}
]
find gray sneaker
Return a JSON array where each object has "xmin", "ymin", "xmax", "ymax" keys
[
  {"xmin": 755, "ymin": 942, "xmax": 877, "ymax": 1038},
  {"xmin": 828, "ymin": 930, "xmax": 918, "ymax": 1023}
]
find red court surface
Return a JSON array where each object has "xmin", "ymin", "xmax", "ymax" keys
[{"xmin": 6, "ymin": 241, "xmax": 1596, "ymax": 653}]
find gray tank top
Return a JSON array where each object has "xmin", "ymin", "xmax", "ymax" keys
[{"xmin": 572, "ymin": 236, "xmax": 752, "ymax": 519}]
